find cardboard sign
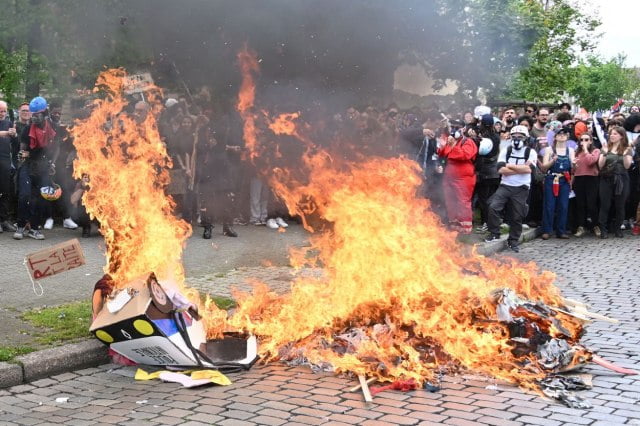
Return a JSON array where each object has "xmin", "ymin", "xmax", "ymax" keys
[
  {"xmin": 123, "ymin": 73, "xmax": 155, "ymax": 94},
  {"xmin": 26, "ymin": 238, "xmax": 85, "ymax": 280}
]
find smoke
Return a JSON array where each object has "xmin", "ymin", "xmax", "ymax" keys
[{"xmin": 46, "ymin": 0, "xmax": 531, "ymax": 112}]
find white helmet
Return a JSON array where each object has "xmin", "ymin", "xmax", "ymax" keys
[{"xmin": 510, "ymin": 125, "xmax": 530, "ymax": 138}]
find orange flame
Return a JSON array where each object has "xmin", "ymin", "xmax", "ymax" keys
[
  {"xmin": 236, "ymin": 44, "xmax": 260, "ymax": 161},
  {"xmin": 71, "ymin": 69, "xmax": 227, "ymax": 336},
  {"xmin": 230, "ymin": 49, "xmax": 584, "ymax": 387}
]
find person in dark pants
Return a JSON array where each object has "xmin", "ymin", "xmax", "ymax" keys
[
  {"xmin": 474, "ymin": 114, "xmax": 501, "ymax": 232},
  {"xmin": 597, "ymin": 126, "xmax": 634, "ymax": 238},
  {"xmin": 485, "ymin": 125, "xmax": 537, "ymax": 252},
  {"xmin": 14, "ymin": 96, "xmax": 58, "ymax": 240},
  {"xmin": 0, "ymin": 100, "xmax": 18, "ymax": 232},
  {"xmin": 572, "ymin": 133, "xmax": 600, "ymax": 237},
  {"xmin": 197, "ymin": 129, "xmax": 239, "ymax": 238}
]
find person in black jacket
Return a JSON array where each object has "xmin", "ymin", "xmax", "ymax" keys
[
  {"xmin": 196, "ymin": 128, "xmax": 239, "ymax": 238},
  {"xmin": 474, "ymin": 114, "xmax": 501, "ymax": 232},
  {"xmin": 0, "ymin": 101, "xmax": 18, "ymax": 232}
]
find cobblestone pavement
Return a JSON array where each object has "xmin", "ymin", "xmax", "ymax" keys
[{"xmin": 1, "ymin": 233, "xmax": 639, "ymax": 424}]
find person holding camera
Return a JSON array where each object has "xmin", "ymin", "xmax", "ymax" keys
[{"xmin": 437, "ymin": 119, "xmax": 478, "ymax": 234}]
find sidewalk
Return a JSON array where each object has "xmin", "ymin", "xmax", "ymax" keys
[{"xmin": 1, "ymin": 223, "xmax": 540, "ymax": 388}]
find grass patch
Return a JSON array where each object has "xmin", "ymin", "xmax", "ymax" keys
[
  {"xmin": 205, "ymin": 295, "xmax": 236, "ymax": 310},
  {"xmin": 0, "ymin": 345, "xmax": 35, "ymax": 362},
  {"xmin": 21, "ymin": 301, "xmax": 93, "ymax": 345},
  {"xmin": 214, "ymin": 273, "xmax": 226, "ymax": 278}
]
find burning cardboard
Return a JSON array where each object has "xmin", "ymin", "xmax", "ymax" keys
[{"xmin": 90, "ymin": 273, "xmax": 257, "ymax": 369}]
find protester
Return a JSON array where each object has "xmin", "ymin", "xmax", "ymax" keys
[
  {"xmin": 474, "ymin": 114, "xmax": 501, "ymax": 232},
  {"xmin": 597, "ymin": 126, "xmax": 634, "ymax": 238},
  {"xmin": 14, "ymin": 96, "xmax": 57, "ymax": 240},
  {"xmin": 540, "ymin": 127, "xmax": 575, "ymax": 239},
  {"xmin": 485, "ymin": 125, "xmax": 537, "ymax": 252},
  {"xmin": 572, "ymin": 133, "xmax": 600, "ymax": 237},
  {"xmin": 437, "ymin": 119, "xmax": 478, "ymax": 234},
  {"xmin": 0, "ymin": 101, "xmax": 18, "ymax": 233}
]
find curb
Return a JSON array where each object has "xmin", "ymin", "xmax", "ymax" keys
[
  {"xmin": 476, "ymin": 227, "xmax": 541, "ymax": 256},
  {"xmin": 0, "ymin": 340, "xmax": 109, "ymax": 389},
  {"xmin": 0, "ymin": 230, "xmax": 542, "ymax": 389}
]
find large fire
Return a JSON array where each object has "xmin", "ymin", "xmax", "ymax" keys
[{"xmin": 74, "ymin": 50, "xmax": 589, "ymax": 394}]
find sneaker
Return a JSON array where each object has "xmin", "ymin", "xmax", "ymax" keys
[
  {"xmin": 522, "ymin": 223, "xmax": 530, "ymax": 230},
  {"xmin": 593, "ymin": 226, "xmax": 602, "ymax": 238},
  {"xmin": 574, "ymin": 226, "xmax": 586, "ymax": 238},
  {"xmin": 0, "ymin": 221, "xmax": 17, "ymax": 232},
  {"xmin": 557, "ymin": 234, "xmax": 570, "ymax": 239},
  {"xmin": 223, "ymin": 224, "xmax": 238, "ymax": 237},
  {"xmin": 27, "ymin": 229, "xmax": 45, "ymax": 240},
  {"xmin": 484, "ymin": 233, "xmax": 501, "ymax": 243},
  {"xmin": 541, "ymin": 233, "xmax": 550, "ymax": 240},
  {"xmin": 63, "ymin": 217, "xmax": 79, "ymax": 229},
  {"xmin": 633, "ymin": 224, "xmax": 640, "ymax": 236},
  {"xmin": 82, "ymin": 226, "xmax": 91, "ymax": 238},
  {"xmin": 266, "ymin": 218, "xmax": 279, "ymax": 229},
  {"xmin": 250, "ymin": 220, "xmax": 265, "ymax": 226},
  {"xmin": 475, "ymin": 223, "xmax": 488, "ymax": 233},
  {"xmin": 507, "ymin": 241, "xmax": 520, "ymax": 253},
  {"xmin": 275, "ymin": 217, "xmax": 288, "ymax": 228},
  {"xmin": 13, "ymin": 226, "xmax": 25, "ymax": 240},
  {"xmin": 233, "ymin": 218, "xmax": 248, "ymax": 226},
  {"xmin": 203, "ymin": 225, "xmax": 213, "ymax": 239},
  {"xmin": 44, "ymin": 218, "xmax": 54, "ymax": 230}
]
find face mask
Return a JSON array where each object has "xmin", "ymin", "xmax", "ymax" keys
[{"xmin": 512, "ymin": 137, "xmax": 524, "ymax": 149}]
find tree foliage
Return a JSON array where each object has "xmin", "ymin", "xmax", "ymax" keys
[
  {"xmin": 505, "ymin": 0, "xmax": 600, "ymax": 102},
  {"xmin": 568, "ymin": 55, "xmax": 640, "ymax": 111}
]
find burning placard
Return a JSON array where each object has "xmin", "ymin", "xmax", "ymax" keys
[{"xmin": 25, "ymin": 238, "xmax": 85, "ymax": 280}]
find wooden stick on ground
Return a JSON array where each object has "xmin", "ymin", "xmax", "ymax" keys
[
  {"xmin": 358, "ymin": 375, "xmax": 373, "ymax": 402},
  {"xmin": 348, "ymin": 377, "xmax": 377, "ymax": 392}
]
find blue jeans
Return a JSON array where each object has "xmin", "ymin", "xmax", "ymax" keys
[
  {"xmin": 16, "ymin": 162, "xmax": 50, "ymax": 228},
  {"xmin": 542, "ymin": 175, "xmax": 570, "ymax": 236}
]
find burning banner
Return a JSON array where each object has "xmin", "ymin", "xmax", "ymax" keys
[{"xmin": 73, "ymin": 53, "xmax": 635, "ymax": 406}]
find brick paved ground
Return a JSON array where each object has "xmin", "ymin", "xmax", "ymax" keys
[{"xmin": 1, "ymin": 232, "xmax": 639, "ymax": 424}]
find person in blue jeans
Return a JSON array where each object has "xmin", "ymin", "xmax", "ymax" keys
[{"xmin": 539, "ymin": 127, "xmax": 575, "ymax": 239}]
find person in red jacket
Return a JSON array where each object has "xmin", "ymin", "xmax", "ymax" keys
[{"xmin": 437, "ymin": 120, "xmax": 478, "ymax": 234}]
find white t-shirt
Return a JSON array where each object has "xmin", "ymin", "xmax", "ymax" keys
[{"xmin": 498, "ymin": 144, "xmax": 538, "ymax": 187}]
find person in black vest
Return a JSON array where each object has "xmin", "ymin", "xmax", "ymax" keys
[{"xmin": 0, "ymin": 100, "xmax": 18, "ymax": 232}]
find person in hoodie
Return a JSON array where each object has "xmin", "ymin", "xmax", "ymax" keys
[
  {"xmin": 474, "ymin": 114, "xmax": 501, "ymax": 232},
  {"xmin": 437, "ymin": 119, "xmax": 478, "ymax": 234}
]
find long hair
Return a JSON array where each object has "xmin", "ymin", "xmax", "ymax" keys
[
  {"xmin": 575, "ymin": 133, "xmax": 595, "ymax": 155},
  {"xmin": 608, "ymin": 126, "xmax": 629, "ymax": 155}
]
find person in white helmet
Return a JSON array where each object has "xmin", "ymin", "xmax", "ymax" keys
[{"xmin": 484, "ymin": 125, "xmax": 538, "ymax": 252}]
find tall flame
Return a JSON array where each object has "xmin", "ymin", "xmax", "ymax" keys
[
  {"xmin": 70, "ymin": 69, "xmax": 191, "ymax": 286},
  {"xmin": 229, "ymin": 48, "xmax": 583, "ymax": 387}
]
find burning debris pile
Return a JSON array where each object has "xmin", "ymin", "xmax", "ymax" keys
[{"xmin": 73, "ymin": 51, "xmax": 635, "ymax": 409}]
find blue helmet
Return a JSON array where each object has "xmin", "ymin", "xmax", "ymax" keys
[{"xmin": 29, "ymin": 96, "xmax": 48, "ymax": 113}]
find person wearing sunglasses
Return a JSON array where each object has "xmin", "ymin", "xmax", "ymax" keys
[{"xmin": 572, "ymin": 133, "xmax": 600, "ymax": 237}]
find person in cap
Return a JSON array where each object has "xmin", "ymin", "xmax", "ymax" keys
[
  {"xmin": 539, "ymin": 127, "xmax": 575, "ymax": 240},
  {"xmin": 436, "ymin": 119, "xmax": 478, "ymax": 234},
  {"xmin": 13, "ymin": 96, "xmax": 58, "ymax": 240},
  {"xmin": 484, "ymin": 125, "xmax": 538, "ymax": 252}
]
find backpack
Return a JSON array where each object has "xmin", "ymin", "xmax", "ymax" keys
[{"xmin": 506, "ymin": 146, "xmax": 544, "ymax": 183}]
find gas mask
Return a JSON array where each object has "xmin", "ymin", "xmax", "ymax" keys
[
  {"xmin": 511, "ymin": 136, "xmax": 525, "ymax": 149},
  {"xmin": 450, "ymin": 127, "xmax": 463, "ymax": 139}
]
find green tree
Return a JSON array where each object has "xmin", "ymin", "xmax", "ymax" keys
[
  {"xmin": 505, "ymin": 0, "xmax": 600, "ymax": 102},
  {"xmin": 569, "ymin": 55, "xmax": 640, "ymax": 111}
]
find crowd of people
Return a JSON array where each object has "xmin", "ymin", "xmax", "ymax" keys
[{"xmin": 0, "ymin": 91, "xmax": 638, "ymax": 253}]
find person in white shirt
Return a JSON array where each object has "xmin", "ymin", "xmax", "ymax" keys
[{"xmin": 484, "ymin": 125, "xmax": 538, "ymax": 252}]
